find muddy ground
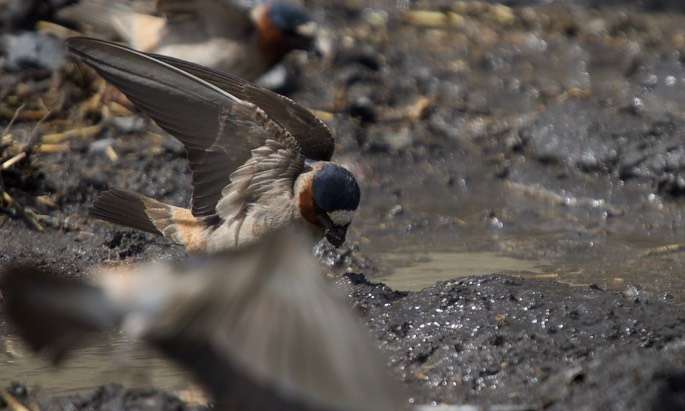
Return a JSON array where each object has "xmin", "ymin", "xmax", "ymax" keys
[{"xmin": 3, "ymin": 0, "xmax": 685, "ymax": 409}]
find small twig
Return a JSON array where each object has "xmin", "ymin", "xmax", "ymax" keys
[
  {"xmin": 41, "ymin": 124, "xmax": 102, "ymax": 144},
  {"xmin": 105, "ymin": 145, "xmax": 119, "ymax": 162},
  {"xmin": 0, "ymin": 388, "xmax": 32, "ymax": 411},
  {"xmin": 35, "ymin": 195, "xmax": 59, "ymax": 209},
  {"xmin": 38, "ymin": 144, "xmax": 70, "ymax": 153},
  {"xmin": 1, "ymin": 106, "xmax": 59, "ymax": 171},
  {"xmin": 640, "ymin": 243, "xmax": 685, "ymax": 258},
  {"xmin": 2, "ymin": 191, "xmax": 44, "ymax": 231},
  {"xmin": 404, "ymin": 10, "xmax": 465, "ymax": 27},
  {"xmin": 2, "ymin": 104, "xmax": 24, "ymax": 138},
  {"xmin": 381, "ymin": 96, "xmax": 433, "ymax": 123},
  {"xmin": 556, "ymin": 88, "xmax": 592, "ymax": 101},
  {"xmin": 2, "ymin": 105, "xmax": 58, "ymax": 159},
  {"xmin": 503, "ymin": 181, "xmax": 624, "ymax": 216},
  {"xmin": 2, "ymin": 152, "xmax": 27, "ymax": 170},
  {"xmin": 109, "ymin": 101, "xmax": 134, "ymax": 116},
  {"xmin": 26, "ymin": 106, "xmax": 57, "ymax": 148}
]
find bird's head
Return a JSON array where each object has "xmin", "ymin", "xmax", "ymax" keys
[
  {"xmin": 251, "ymin": 3, "xmax": 318, "ymax": 62},
  {"xmin": 297, "ymin": 162, "xmax": 360, "ymax": 247}
]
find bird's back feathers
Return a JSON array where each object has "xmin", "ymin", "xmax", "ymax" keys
[{"xmin": 58, "ymin": 2, "xmax": 166, "ymax": 51}]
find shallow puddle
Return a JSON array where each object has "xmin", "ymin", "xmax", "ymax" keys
[
  {"xmin": 364, "ymin": 229, "xmax": 685, "ymax": 301},
  {"xmin": 355, "ymin": 150, "xmax": 685, "ymax": 302},
  {"xmin": 375, "ymin": 251, "xmax": 549, "ymax": 291},
  {"xmin": 0, "ymin": 329, "xmax": 194, "ymax": 399}
]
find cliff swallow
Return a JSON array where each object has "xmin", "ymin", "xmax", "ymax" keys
[
  {"xmin": 58, "ymin": 0, "xmax": 318, "ymax": 81},
  {"xmin": 1, "ymin": 227, "xmax": 402, "ymax": 410},
  {"xmin": 67, "ymin": 37, "xmax": 359, "ymax": 252}
]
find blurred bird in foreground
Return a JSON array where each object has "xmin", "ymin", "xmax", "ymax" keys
[
  {"xmin": 0, "ymin": 227, "xmax": 403, "ymax": 411},
  {"xmin": 58, "ymin": 0, "xmax": 318, "ymax": 81},
  {"xmin": 67, "ymin": 37, "xmax": 360, "ymax": 252}
]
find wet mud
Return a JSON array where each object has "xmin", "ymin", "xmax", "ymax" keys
[
  {"xmin": 3, "ymin": 0, "xmax": 685, "ymax": 410},
  {"xmin": 347, "ymin": 273, "xmax": 685, "ymax": 409}
]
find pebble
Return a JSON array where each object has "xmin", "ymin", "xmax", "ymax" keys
[{"xmin": 2, "ymin": 31, "xmax": 65, "ymax": 71}]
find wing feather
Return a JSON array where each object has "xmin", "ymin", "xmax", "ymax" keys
[
  {"xmin": 67, "ymin": 37, "xmax": 295, "ymax": 219},
  {"xmin": 152, "ymin": 53, "xmax": 335, "ymax": 161},
  {"xmin": 216, "ymin": 132, "xmax": 304, "ymax": 223}
]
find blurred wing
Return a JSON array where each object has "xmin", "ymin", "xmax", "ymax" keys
[
  {"xmin": 67, "ymin": 37, "xmax": 292, "ymax": 219},
  {"xmin": 153, "ymin": 54, "xmax": 335, "ymax": 161},
  {"xmin": 147, "ymin": 229, "xmax": 402, "ymax": 410},
  {"xmin": 0, "ymin": 266, "xmax": 121, "ymax": 363},
  {"xmin": 3, "ymin": 228, "xmax": 401, "ymax": 409}
]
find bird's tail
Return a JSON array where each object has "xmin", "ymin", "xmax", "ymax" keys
[
  {"xmin": 57, "ymin": 1, "xmax": 164, "ymax": 52},
  {"xmin": 88, "ymin": 188, "xmax": 207, "ymax": 251}
]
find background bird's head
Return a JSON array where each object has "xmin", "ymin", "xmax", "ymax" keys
[
  {"xmin": 297, "ymin": 162, "xmax": 360, "ymax": 247},
  {"xmin": 252, "ymin": 3, "xmax": 318, "ymax": 63}
]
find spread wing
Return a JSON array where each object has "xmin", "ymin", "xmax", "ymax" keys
[
  {"xmin": 153, "ymin": 54, "xmax": 335, "ymax": 161},
  {"xmin": 67, "ymin": 37, "xmax": 301, "ymax": 219}
]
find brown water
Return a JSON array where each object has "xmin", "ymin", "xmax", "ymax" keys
[
  {"xmin": 367, "ymin": 234, "xmax": 685, "ymax": 299},
  {"xmin": 355, "ymin": 157, "xmax": 685, "ymax": 301},
  {"xmin": 375, "ymin": 251, "xmax": 549, "ymax": 291},
  {"xmin": 0, "ymin": 329, "xmax": 195, "ymax": 399}
]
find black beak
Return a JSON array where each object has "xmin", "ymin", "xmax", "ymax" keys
[{"xmin": 324, "ymin": 225, "xmax": 347, "ymax": 248}]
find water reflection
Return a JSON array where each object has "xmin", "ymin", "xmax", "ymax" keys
[
  {"xmin": 355, "ymin": 150, "xmax": 685, "ymax": 301},
  {"xmin": 375, "ymin": 251, "xmax": 548, "ymax": 291},
  {"xmin": 0, "ymin": 328, "xmax": 191, "ymax": 398},
  {"xmin": 365, "ymin": 229, "xmax": 685, "ymax": 302}
]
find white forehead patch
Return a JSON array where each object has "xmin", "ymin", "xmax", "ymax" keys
[
  {"xmin": 296, "ymin": 21, "xmax": 317, "ymax": 37},
  {"xmin": 328, "ymin": 210, "xmax": 356, "ymax": 226}
]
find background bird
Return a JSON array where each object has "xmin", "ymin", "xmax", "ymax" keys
[
  {"xmin": 67, "ymin": 37, "xmax": 360, "ymax": 252},
  {"xmin": 1, "ymin": 227, "xmax": 403, "ymax": 411},
  {"xmin": 58, "ymin": 0, "xmax": 318, "ymax": 81}
]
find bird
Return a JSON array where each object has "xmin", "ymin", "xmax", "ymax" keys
[
  {"xmin": 66, "ymin": 37, "xmax": 360, "ymax": 253},
  {"xmin": 0, "ymin": 227, "xmax": 403, "ymax": 411},
  {"xmin": 57, "ymin": 0, "xmax": 318, "ymax": 81}
]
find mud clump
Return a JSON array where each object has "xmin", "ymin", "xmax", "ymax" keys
[{"xmin": 344, "ymin": 274, "xmax": 685, "ymax": 409}]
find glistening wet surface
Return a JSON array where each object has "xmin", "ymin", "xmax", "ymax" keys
[
  {"xmin": 0, "ymin": 328, "xmax": 193, "ymax": 399},
  {"xmin": 365, "ymin": 231, "xmax": 685, "ymax": 300},
  {"xmin": 355, "ymin": 156, "xmax": 685, "ymax": 301},
  {"xmin": 375, "ymin": 250, "xmax": 549, "ymax": 291}
]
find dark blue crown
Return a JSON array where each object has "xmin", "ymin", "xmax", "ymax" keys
[
  {"xmin": 269, "ymin": 4, "xmax": 313, "ymax": 33},
  {"xmin": 312, "ymin": 164, "xmax": 360, "ymax": 212}
]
